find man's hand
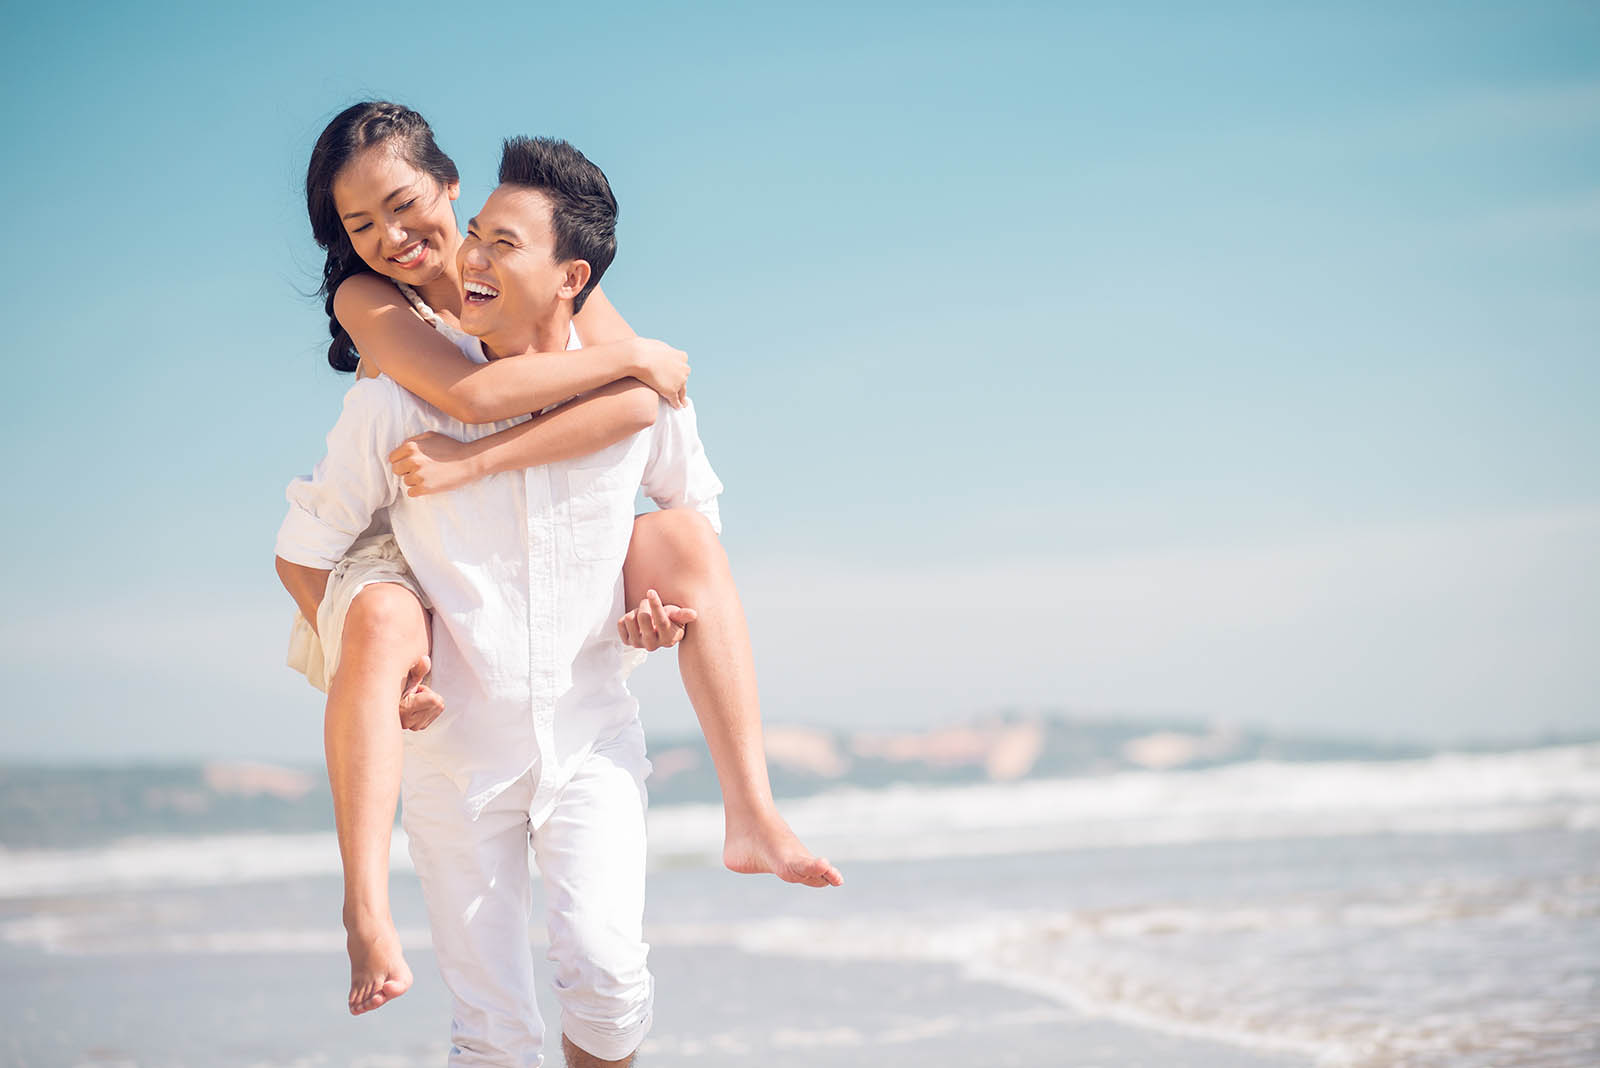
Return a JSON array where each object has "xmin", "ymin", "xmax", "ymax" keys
[
  {"xmin": 398, "ymin": 654, "xmax": 445, "ymax": 731},
  {"xmin": 389, "ymin": 432, "xmax": 480, "ymax": 497},
  {"xmin": 617, "ymin": 589, "xmax": 697, "ymax": 651},
  {"xmin": 629, "ymin": 339, "xmax": 689, "ymax": 409}
]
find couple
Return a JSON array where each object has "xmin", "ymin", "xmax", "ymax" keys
[{"xmin": 273, "ymin": 101, "xmax": 839, "ymax": 1068}]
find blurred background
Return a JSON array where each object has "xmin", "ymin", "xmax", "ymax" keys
[{"xmin": 2, "ymin": 2, "xmax": 1596, "ymax": 1066}]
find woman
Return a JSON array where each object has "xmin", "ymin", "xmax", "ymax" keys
[{"xmin": 286, "ymin": 101, "xmax": 840, "ymax": 1017}]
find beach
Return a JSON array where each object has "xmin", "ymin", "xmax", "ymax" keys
[
  {"xmin": 1, "ymin": 862, "xmax": 1302, "ymax": 1068},
  {"xmin": 3, "ymin": 746, "xmax": 1597, "ymax": 1066}
]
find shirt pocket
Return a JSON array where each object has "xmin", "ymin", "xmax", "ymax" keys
[{"xmin": 566, "ymin": 464, "xmax": 635, "ymax": 563}]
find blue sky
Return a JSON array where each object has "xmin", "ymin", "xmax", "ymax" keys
[{"xmin": 1, "ymin": 1, "xmax": 1595, "ymax": 761}]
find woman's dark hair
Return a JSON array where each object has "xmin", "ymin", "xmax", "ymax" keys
[{"xmin": 306, "ymin": 101, "xmax": 459, "ymax": 372}]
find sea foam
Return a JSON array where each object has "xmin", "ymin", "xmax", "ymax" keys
[{"xmin": 2, "ymin": 745, "xmax": 1596, "ymax": 900}]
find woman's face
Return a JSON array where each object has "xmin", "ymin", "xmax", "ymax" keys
[{"xmin": 332, "ymin": 146, "xmax": 461, "ymax": 283}]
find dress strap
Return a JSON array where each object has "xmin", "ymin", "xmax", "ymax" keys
[
  {"xmin": 394, "ymin": 279, "xmax": 476, "ymax": 348},
  {"xmin": 394, "ymin": 281, "xmax": 442, "ymax": 327}
]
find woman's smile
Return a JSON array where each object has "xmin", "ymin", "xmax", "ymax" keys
[{"xmin": 389, "ymin": 239, "xmax": 428, "ymax": 268}]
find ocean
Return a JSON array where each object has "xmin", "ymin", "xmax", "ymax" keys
[{"xmin": 3, "ymin": 745, "xmax": 1597, "ymax": 1066}]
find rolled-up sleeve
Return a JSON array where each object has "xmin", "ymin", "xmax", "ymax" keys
[
  {"xmin": 275, "ymin": 378, "xmax": 407, "ymax": 568},
  {"xmin": 640, "ymin": 397, "xmax": 724, "ymax": 534}
]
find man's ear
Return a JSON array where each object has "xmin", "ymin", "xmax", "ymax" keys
[{"xmin": 558, "ymin": 260, "xmax": 592, "ymax": 302}]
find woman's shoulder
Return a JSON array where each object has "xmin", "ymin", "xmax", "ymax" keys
[{"xmin": 332, "ymin": 272, "xmax": 408, "ymax": 320}]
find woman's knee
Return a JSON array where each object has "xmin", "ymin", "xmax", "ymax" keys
[
  {"xmin": 635, "ymin": 506, "xmax": 718, "ymax": 549},
  {"xmin": 627, "ymin": 509, "xmax": 724, "ymax": 581},
  {"xmin": 343, "ymin": 582, "xmax": 428, "ymax": 645}
]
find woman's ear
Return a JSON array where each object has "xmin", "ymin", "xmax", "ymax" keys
[{"xmin": 446, "ymin": 180, "xmax": 461, "ymax": 202}]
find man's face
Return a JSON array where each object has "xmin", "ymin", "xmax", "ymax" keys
[{"xmin": 457, "ymin": 185, "xmax": 577, "ymax": 356}]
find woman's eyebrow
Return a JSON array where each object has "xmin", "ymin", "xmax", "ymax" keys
[{"xmin": 340, "ymin": 187, "xmax": 412, "ymax": 221}]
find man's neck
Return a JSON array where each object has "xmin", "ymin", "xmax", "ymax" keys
[
  {"xmin": 482, "ymin": 309, "xmax": 574, "ymax": 361},
  {"xmin": 415, "ymin": 262, "xmax": 464, "ymax": 318}
]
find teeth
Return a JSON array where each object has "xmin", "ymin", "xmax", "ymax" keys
[
  {"xmin": 393, "ymin": 242, "xmax": 425, "ymax": 265},
  {"xmin": 464, "ymin": 281, "xmax": 499, "ymax": 297}
]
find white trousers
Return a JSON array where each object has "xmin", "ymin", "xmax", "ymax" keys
[{"xmin": 401, "ymin": 723, "xmax": 654, "ymax": 1066}]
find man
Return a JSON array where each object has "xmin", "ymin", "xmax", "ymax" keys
[{"xmin": 275, "ymin": 137, "xmax": 717, "ymax": 1067}]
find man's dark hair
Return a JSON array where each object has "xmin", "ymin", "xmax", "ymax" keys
[{"xmin": 498, "ymin": 136, "xmax": 617, "ymax": 313}]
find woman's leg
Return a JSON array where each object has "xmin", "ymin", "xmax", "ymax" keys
[
  {"xmin": 622, "ymin": 509, "xmax": 842, "ymax": 888},
  {"xmin": 324, "ymin": 582, "xmax": 429, "ymax": 1013}
]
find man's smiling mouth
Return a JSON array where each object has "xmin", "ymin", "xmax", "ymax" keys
[{"xmin": 464, "ymin": 280, "xmax": 499, "ymax": 305}]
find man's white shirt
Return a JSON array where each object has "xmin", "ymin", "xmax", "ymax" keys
[{"xmin": 275, "ymin": 325, "xmax": 723, "ymax": 822}]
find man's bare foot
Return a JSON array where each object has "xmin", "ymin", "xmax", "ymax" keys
[
  {"xmin": 346, "ymin": 915, "xmax": 413, "ymax": 1015},
  {"xmin": 723, "ymin": 809, "xmax": 842, "ymax": 887}
]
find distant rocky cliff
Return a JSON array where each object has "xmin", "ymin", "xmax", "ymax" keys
[{"xmin": 642, "ymin": 712, "xmax": 1434, "ymax": 805}]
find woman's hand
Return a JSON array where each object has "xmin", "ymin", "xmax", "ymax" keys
[
  {"xmin": 389, "ymin": 432, "xmax": 482, "ymax": 497},
  {"xmin": 629, "ymin": 339, "xmax": 689, "ymax": 408},
  {"xmin": 617, "ymin": 589, "xmax": 698, "ymax": 651}
]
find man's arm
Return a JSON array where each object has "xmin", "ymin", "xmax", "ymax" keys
[
  {"xmin": 638, "ymin": 396, "xmax": 725, "ymax": 531},
  {"xmin": 277, "ymin": 559, "xmax": 331, "ymax": 633},
  {"xmin": 274, "ymin": 378, "xmax": 407, "ymax": 621},
  {"xmin": 615, "ymin": 397, "xmax": 723, "ymax": 651}
]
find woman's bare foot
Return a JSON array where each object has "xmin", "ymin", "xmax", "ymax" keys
[
  {"xmin": 346, "ymin": 914, "xmax": 413, "ymax": 1015},
  {"xmin": 723, "ymin": 808, "xmax": 843, "ymax": 887}
]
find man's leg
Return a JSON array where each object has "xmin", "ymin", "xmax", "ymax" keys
[
  {"xmin": 403, "ymin": 765, "xmax": 545, "ymax": 1067},
  {"xmin": 623, "ymin": 508, "xmax": 841, "ymax": 887},
  {"xmin": 532, "ymin": 725, "xmax": 653, "ymax": 1067},
  {"xmin": 560, "ymin": 1035, "xmax": 632, "ymax": 1068},
  {"xmin": 325, "ymin": 582, "xmax": 429, "ymax": 1014}
]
